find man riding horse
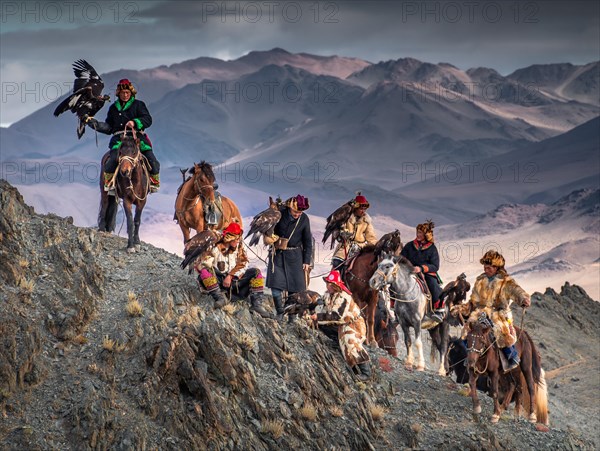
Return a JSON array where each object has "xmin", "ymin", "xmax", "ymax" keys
[
  {"xmin": 330, "ymin": 193, "xmax": 378, "ymax": 272},
  {"xmin": 453, "ymin": 250, "xmax": 531, "ymax": 371},
  {"xmin": 86, "ymin": 79, "xmax": 160, "ymax": 194},
  {"xmin": 400, "ymin": 220, "xmax": 444, "ymax": 325}
]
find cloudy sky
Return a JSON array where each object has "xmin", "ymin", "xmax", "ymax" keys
[{"xmin": 1, "ymin": 0, "xmax": 598, "ymax": 125}]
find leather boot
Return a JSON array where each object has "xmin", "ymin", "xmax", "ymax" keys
[
  {"xmin": 356, "ymin": 362, "xmax": 372, "ymax": 381},
  {"xmin": 250, "ymin": 294, "xmax": 274, "ymax": 319},
  {"xmin": 272, "ymin": 292, "xmax": 285, "ymax": 321},
  {"xmin": 210, "ymin": 290, "xmax": 229, "ymax": 309},
  {"xmin": 502, "ymin": 345, "xmax": 520, "ymax": 371}
]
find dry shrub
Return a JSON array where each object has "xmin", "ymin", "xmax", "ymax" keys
[
  {"xmin": 261, "ymin": 419, "xmax": 284, "ymax": 439},
  {"xmin": 87, "ymin": 363, "xmax": 99, "ymax": 374},
  {"xmin": 238, "ymin": 333, "xmax": 256, "ymax": 351},
  {"xmin": 18, "ymin": 259, "xmax": 29, "ymax": 269},
  {"xmin": 126, "ymin": 299, "xmax": 143, "ymax": 317},
  {"xmin": 329, "ymin": 406, "xmax": 344, "ymax": 417},
  {"xmin": 222, "ymin": 303, "xmax": 238, "ymax": 315},
  {"xmin": 127, "ymin": 291, "xmax": 137, "ymax": 302},
  {"xmin": 299, "ymin": 403, "xmax": 318, "ymax": 422},
  {"xmin": 18, "ymin": 277, "xmax": 35, "ymax": 293},
  {"xmin": 72, "ymin": 334, "xmax": 88, "ymax": 345},
  {"xmin": 369, "ymin": 403, "xmax": 386, "ymax": 421},
  {"xmin": 102, "ymin": 336, "xmax": 126, "ymax": 352}
]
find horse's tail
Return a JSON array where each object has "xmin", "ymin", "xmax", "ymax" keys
[
  {"xmin": 522, "ymin": 329, "xmax": 542, "ymax": 384},
  {"xmin": 520, "ymin": 329, "xmax": 549, "ymax": 425},
  {"xmin": 534, "ymin": 368, "xmax": 550, "ymax": 426}
]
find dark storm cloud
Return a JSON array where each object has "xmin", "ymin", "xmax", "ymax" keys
[{"xmin": 1, "ymin": 0, "xmax": 598, "ymax": 124}]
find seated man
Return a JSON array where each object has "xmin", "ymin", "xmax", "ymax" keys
[
  {"xmin": 196, "ymin": 222, "xmax": 273, "ymax": 318},
  {"xmin": 310, "ymin": 270, "xmax": 371, "ymax": 381}
]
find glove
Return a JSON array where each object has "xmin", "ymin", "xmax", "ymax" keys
[
  {"xmin": 521, "ymin": 296, "xmax": 531, "ymax": 308},
  {"xmin": 339, "ymin": 230, "xmax": 353, "ymax": 241},
  {"xmin": 86, "ymin": 117, "xmax": 99, "ymax": 128}
]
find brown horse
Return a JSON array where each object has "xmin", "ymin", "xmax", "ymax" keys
[
  {"xmin": 98, "ymin": 132, "xmax": 149, "ymax": 252},
  {"xmin": 344, "ymin": 230, "xmax": 403, "ymax": 346},
  {"xmin": 466, "ymin": 313, "xmax": 549, "ymax": 425},
  {"xmin": 174, "ymin": 161, "xmax": 242, "ymax": 242}
]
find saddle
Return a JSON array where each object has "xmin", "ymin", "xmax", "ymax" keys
[{"xmin": 204, "ymin": 192, "xmax": 223, "ymax": 227}]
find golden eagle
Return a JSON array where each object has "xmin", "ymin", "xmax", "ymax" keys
[{"xmin": 53, "ymin": 59, "xmax": 110, "ymax": 139}]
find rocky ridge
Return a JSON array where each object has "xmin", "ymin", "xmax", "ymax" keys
[{"xmin": 0, "ymin": 180, "xmax": 596, "ymax": 450}]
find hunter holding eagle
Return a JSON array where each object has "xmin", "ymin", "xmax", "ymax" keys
[
  {"xmin": 85, "ymin": 78, "xmax": 161, "ymax": 193},
  {"xmin": 324, "ymin": 192, "xmax": 378, "ymax": 271}
]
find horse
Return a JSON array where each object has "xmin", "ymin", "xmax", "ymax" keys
[
  {"xmin": 98, "ymin": 132, "xmax": 149, "ymax": 253},
  {"xmin": 174, "ymin": 161, "xmax": 242, "ymax": 243},
  {"xmin": 448, "ymin": 337, "xmax": 548, "ymax": 424},
  {"xmin": 370, "ymin": 256, "xmax": 428, "ymax": 370},
  {"xmin": 343, "ymin": 230, "xmax": 403, "ymax": 347},
  {"xmin": 465, "ymin": 313, "xmax": 549, "ymax": 424},
  {"xmin": 426, "ymin": 273, "xmax": 471, "ymax": 376}
]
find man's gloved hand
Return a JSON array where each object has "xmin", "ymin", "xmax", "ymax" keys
[
  {"xmin": 339, "ymin": 230, "xmax": 353, "ymax": 241},
  {"xmin": 521, "ymin": 295, "xmax": 531, "ymax": 308}
]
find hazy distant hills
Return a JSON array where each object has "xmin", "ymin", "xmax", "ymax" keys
[{"xmin": 1, "ymin": 49, "xmax": 598, "ymax": 223}]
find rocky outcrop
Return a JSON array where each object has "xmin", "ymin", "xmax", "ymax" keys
[{"xmin": 0, "ymin": 180, "xmax": 595, "ymax": 450}]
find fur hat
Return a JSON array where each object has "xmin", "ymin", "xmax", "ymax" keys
[
  {"xmin": 287, "ymin": 194, "xmax": 310, "ymax": 211},
  {"xmin": 116, "ymin": 78, "xmax": 137, "ymax": 96},
  {"xmin": 222, "ymin": 222, "xmax": 243, "ymax": 242},
  {"xmin": 480, "ymin": 250, "xmax": 505, "ymax": 269},
  {"xmin": 416, "ymin": 220, "xmax": 434, "ymax": 243},
  {"xmin": 352, "ymin": 191, "xmax": 370, "ymax": 209}
]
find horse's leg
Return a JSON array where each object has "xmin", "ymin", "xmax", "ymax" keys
[
  {"xmin": 179, "ymin": 221, "xmax": 191, "ymax": 243},
  {"xmin": 401, "ymin": 322, "xmax": 413, "ymax": 369},
  {"xmin": 366, "ymin": 291, "xmax": 378, "ymax": 347},
  {"xmin": 98, "ymin": 192, "xmax": 108, "ymax": 231},
  {"xmin": 523, "ymin": 363, "xmax": 537, "ymax": 423},
  {"xmin": 414, "ymin": 317, "xmax": 425, "ymax": 371},
  {"xmin": 439, "ymin": 322, "xmax": 450, "ymax": 376},
  {"xmin": 133, "ymin": 201, "xmax": 144, "ymax": 250},
  {"xmin": 469, "ymin": 370, "xmax": 481, "ymax": 415},
  {"xmin": 123, "ymin": 199, "xmax": 135, "ymax": 252},
  {"xmin": 490, "ymin": 368, "xmax": 501, "ymax": 423}
]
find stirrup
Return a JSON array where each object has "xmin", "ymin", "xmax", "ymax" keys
[{"xmin": 149, "ymin": 185, "xmax": 159, "ymax": 193}]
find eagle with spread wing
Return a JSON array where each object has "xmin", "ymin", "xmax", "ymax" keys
[
  {"xmin": 180, "ymin": 230, "xmax": 221, "ymax": 274},
  {"xmin": 53, "ymin": 59, "xmax": 110, "ymax": 139},
  {"xmin": 322, "ymin": 200, "xmax": 354, "ymax": 249},
  {"xmin": 245, "ymin": 197, "xmax": 282, "ymax": 246}
]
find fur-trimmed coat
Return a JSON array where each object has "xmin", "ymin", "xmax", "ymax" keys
[
  {"xmin": 264, "ymin": 208, "xmax": 313, "ymax": 293},
  {"xmin": 314, "ymin": 291, "xmax": 370, "ymax": 366},
  {"xmin": 333, "ymin": 213, "xmax": 378, "ymax": 260},
  {"xmin": 458, "ymin": 272, "xmax": 530, "ymax": 347},
  {"xmin": 200, "ymin": 242, "xmax": 249, "ymax": 278}
]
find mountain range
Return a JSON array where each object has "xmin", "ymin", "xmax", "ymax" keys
[{"xmin": 1, "ymin": 48, "xmax": 598, "ymax": 225}]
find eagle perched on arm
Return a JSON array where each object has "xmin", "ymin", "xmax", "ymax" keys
[
  {"xmin": 53, "ymin": 59, "xmax": 110, "ymax": 139},
  {"xmin": 322, "ymin": 200, "xmax": 354, "ymax": 249},
  {"xmin": 180, "ymin": 230, "xmax": 221, "ymax": 274},
  {"xmin": 245, "ymin": 196, "xmax": 282, "ymax": 246}
]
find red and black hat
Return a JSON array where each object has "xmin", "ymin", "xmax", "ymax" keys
[
  {"xmin": 323, "ymin": 269, "xmax": 352, "ymax": 294},
  {"xmin": 116, "ymin": 78, "xmax": 137, "ymax": 95},
  {"xmin": 353, "ymin": 191, "xmax": 370, "ymax": 208}
]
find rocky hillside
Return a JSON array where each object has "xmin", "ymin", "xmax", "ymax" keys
[{"xmin": 0, "ymin": 180, "xmax": 596, "ymax": 450}]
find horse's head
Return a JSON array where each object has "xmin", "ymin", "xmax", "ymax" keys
[
  {"xmin": 370, "ymin": 255, "xmax": 413, "ymax": 291},
  {"xmin": 193, "ymin": 161, "xmax": 216, "ymax": 202},
  {"xmin": 118, "ymin": 135, "xmax": 141, "ymax": 179},
  {"xmin": 465, "ymin": 312, "xmax": 493, "ymax": 369}
]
